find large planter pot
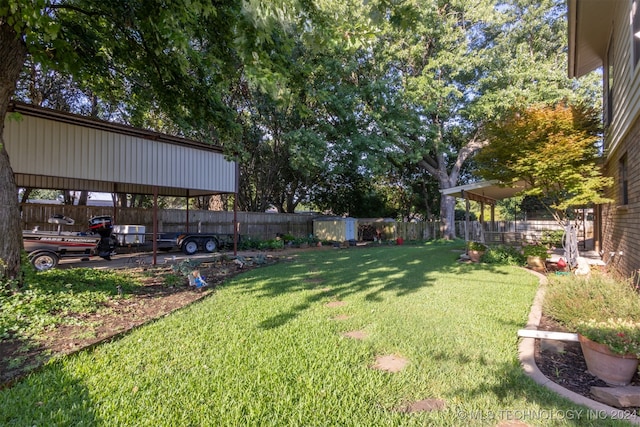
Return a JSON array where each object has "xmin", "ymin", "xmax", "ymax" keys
[
  {"xmin": 526, "ymin": 255, "xmax": 546, "ymax": 269},
  {"xmin": 578, "ymin": 334, "xmax": 639, "ymax": 386},
  {"xmin": 468, "ymin": 250, "xmax": 484, "ymax": 263}
]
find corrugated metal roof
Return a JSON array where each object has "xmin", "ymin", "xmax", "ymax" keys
[{"xmin": 5, "ymin": 103, "xmax": 236, "ymax": 197}]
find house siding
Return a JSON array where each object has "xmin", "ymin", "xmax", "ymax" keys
[
  {"xmin": 601, "ymin": 115, "xmax": 640, "ymax": 277},
  {"xmin": 582, "ymin": 2, "xmax": 640, "ymax": 278}
]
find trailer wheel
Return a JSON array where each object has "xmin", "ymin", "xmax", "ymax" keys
[
  {"xmin": 30, "ymin": 252, "xmax": 59, "ymax": 271},
  {"xmin": 204, "ymin": 238, "xmax": 218, "ymax": 253},
  {"xmin": 182, "ymin": 239, "xmax": 199, "ymax": 255}
]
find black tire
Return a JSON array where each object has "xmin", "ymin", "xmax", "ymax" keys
[
  {"xmin": 182, "ymin": 239, "xmax": 199, "ymax": 255},
  {"xmin": 204, "ymin": 238, "xmax": 218, "ymax": 253},
  {"xmin": 30, "ymin": 252, "xmax": 59, "ymax": 271}
]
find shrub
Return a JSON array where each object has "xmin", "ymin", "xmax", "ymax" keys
[
  {"xmin": 522, "ymin": 244, "xmax": 549, "ymax": 259},
  {"xmin": 467, "ymin": 241, "xmax": 487, "ymax": 251},
  {"xmin": 540, "ymin": 230, "xmax": 564, "ymax": 247},
  {"xmin": 481, "ymin": 246, "xmax": 526, "ymax": 266},
  {"xmin": 543, "ymin": 273, "xmax": 640, "ymax": 329}
]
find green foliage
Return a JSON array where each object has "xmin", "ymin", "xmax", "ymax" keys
[
  {"xmin": 576, "ymin": 319, "xmax": 640, "ymax": 357},
  {"xmin": 544, "ymin": 273, "xmax": 640, "ymax": 331},
  {"xmin": 170, "ymin": 259, "xmax": 203, "ymax": 277},
  {"xmin": 540, "ymin": 230, "xmax": 564, "ymax": 247},
  {"xmin": 477, "ymin": 103, "xmax": 613, "ymax": 222},
  {"xmin": 481, "ymin": 245, "xmax": 526, "ymax": 266},
  {"xmin": 544, "ymin": 273, "xmax": 640, "ymax": 356},
  {"xmin": 522, "ymin": 244, "xmax": 550, "ymax": 259},
  {"xmin": 162, "ymin": 273, "xmax": 183, "ymax": 288},
  {"xmin": 258, "ymin": 239, "xmax": 285, "ymax": 250},
  {"xmin": 467, "ymin": 241, "xmax": 487, "ymax": 251},
  {"xmin": 0, "ymin": 268, "xmax": 140, "ymax": 339}
]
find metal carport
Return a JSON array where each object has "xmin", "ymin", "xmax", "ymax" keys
[{"xmin": 4, "ymin": 102, "xmax": 238, "ymax": 263}]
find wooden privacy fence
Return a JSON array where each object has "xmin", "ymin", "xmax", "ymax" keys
[
  {"xmin": 19, "ymin": 203, "xmax": 591, "ymax": 243},
  {"xmin": 20, "ymin": 204, "xmax": 314, "ymax": 241}
]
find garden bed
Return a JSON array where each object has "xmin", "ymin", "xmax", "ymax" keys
[{"xmin": 0, "ymin": 254, "xmax": 281, "ymax": 387}]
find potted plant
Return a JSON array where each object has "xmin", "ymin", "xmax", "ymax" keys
[
  {"xmin": 467, "ymin": 241, "xmax": 487, "ymax": 262},
  {"xmin": 523, "ymin": 243, "xmax": 549, "ymax": 269},
  {"xmin": 575, "ymin": 318, "xmax": 640, "ymax": 385}
]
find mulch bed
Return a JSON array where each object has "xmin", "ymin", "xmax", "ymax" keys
[{"xmin": 531, "ymin": 262, "xmax": 640, "ymax": 410}]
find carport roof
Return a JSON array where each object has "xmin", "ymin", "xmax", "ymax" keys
[
  {"xmin": 5, "ymin": 102, "xmax": 236, "ymax": 197},
  {"xmin": 440, "ymin": 180, "xmax": 528, "ymax": 204}
]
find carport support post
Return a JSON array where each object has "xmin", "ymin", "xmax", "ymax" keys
[
  {"xmin": 152, "ymin": 187, "xmax": 158, "ymax": 266},
  {"xmin": 233, "ymin": 159, "xmax": 239, "ymax": 256},
  {"xmin": 185, "ymin": 190, "xmax": 190, "ymax": 233},
  {"xmin": 462, "ymin": 189, "xmax": 470, "ymax": 246}
]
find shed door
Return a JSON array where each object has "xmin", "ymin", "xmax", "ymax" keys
[{"xmin": 345, "ymin": 219, "xmax": 356, "ymax": 240}]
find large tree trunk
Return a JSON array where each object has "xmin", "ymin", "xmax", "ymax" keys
[
  {"xmin": 439, "ymin": 193, "xmax": 456, "ymax": 240},
  {"xmin": 0, "ymin": 22, "xmax": 28, "ymax": 280}
]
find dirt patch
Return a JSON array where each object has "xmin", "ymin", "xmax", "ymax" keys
[
  {"xmin": 372, "ymin": 354, "xmax": 409, "ymax": 373},
  {"xmin": 331, "ymin": 314, "xmax": 352, "ymax": 321},
  {"xmin": 342, "ymin": 330, "xmax": 367, "ymax": 340},
  {"xmin": 325, "ymin": 301, "xmax": 347, "ymax": 308},
  {"xmin": 0, "ymin": 254, "xmax": 279, "ymax": 387}
]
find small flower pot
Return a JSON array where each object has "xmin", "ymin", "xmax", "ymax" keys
[{"xmin": 578, "ymin": 334, "xmax": 639, "ymax": 386}]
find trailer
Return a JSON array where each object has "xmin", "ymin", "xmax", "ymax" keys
[
  {"xmin": 174, "ymin": 233, "xmax": 218, "ymax": 255},
  {"xmin": 23, "ymin": 215, "xmax": 116, "ymax": 271},
  {"xmin": 111, "ymin": 229, "xmax": 235, "ymax": 255}
]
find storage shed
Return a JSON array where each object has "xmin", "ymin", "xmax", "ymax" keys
[{"xmin": 313, "ymin": 217, "xmax": 357, "ymax": 242}]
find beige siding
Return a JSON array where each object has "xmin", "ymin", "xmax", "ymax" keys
[
  {"xmin": 5, "ymin": 108, "xmax": 235, "ymax": 196},
  {"xmin": 594, "ymin": 3, "xmax": 640, "ymax": 276},
  {"xmin": 609, "ymin": 2, "xmax": 640, "ymax": 158}
]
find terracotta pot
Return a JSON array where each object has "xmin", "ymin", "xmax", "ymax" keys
[
  {"xmin": 578, "ymin": 334, "xmax": 639, "ymax": 386},
  {"xmin": 468, "ymin": 250, "xmax": 484, "ymax": 262},
  {"xmin": 526, "ymin": 256, "xmax": 545, "ymax": 269}
]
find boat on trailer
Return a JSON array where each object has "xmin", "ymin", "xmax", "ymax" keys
[{"xmin": 23, "ymin": 215, "xmax": 116, "ymax": 271}]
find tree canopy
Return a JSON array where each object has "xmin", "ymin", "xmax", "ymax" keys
[
  {"xmin": 475, "ymin": 102, "xmax": 613, "ymax": 222},
  {"xmin": 0, "ymin": 0, "xmax": 605, "ymax": 279}
]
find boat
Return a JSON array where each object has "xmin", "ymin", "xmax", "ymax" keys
[{"xmin": 23, "ymin": 215, "xmax": 115, "ymax": 271}]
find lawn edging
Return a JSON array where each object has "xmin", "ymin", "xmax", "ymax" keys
[{"xmin": 518, "ymin": 268, "xmax": 640, "ymax": 425}]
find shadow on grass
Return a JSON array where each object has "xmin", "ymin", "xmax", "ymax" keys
[
  {"xmin": 447, "ymin": 358, "xmax": 625, "ymax": 426},
  {"xmin": 236, "ymin": 243, "xmax": 532, "ymax": 330},
  {"xmin": 0, "ymin": 359, "xmax": 100, "ymax": 425}
]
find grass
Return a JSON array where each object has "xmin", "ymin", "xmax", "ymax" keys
[{"xmin": 0, "ymin": 243, "xmax": 633, "ymax": 426}]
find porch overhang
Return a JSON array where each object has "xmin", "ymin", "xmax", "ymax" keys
[
  {"xmin": 567, "ymin": 0, "xmax": 616, "ymax": 78},
  {"xmin": 440, "ymin": 180, "xmax": 529, "ymax": 204}
]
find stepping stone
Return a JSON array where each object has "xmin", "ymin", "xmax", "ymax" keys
[
  {"xmin": 591, "ymin": 386, "xmax": 640, "ymax": 408},
  {"xmin": 497, "ymin": 421, "xmax": 529, "ymax": 427},
  {"xmin": 372, "ymin": 354, "xmax": 408, "ymax": 373},
  {"xmin": 331, "ymin": 314, "xmax": 351, "ymax": 321},
  {"xmin": 325, "ymin": 301, "xmax": 346, "ymax": 308},
  {"xmin": 342, "ymin": 330, "xmax": 367, "ymax": 340},
  {"xmin": 401, "ymin": 398, "xmax": 446, "ymax": 413}
]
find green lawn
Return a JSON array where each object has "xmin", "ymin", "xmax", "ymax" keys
[{"xmin": 0, "ymin": 243, "xmax": 631, "ymax": 426}]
